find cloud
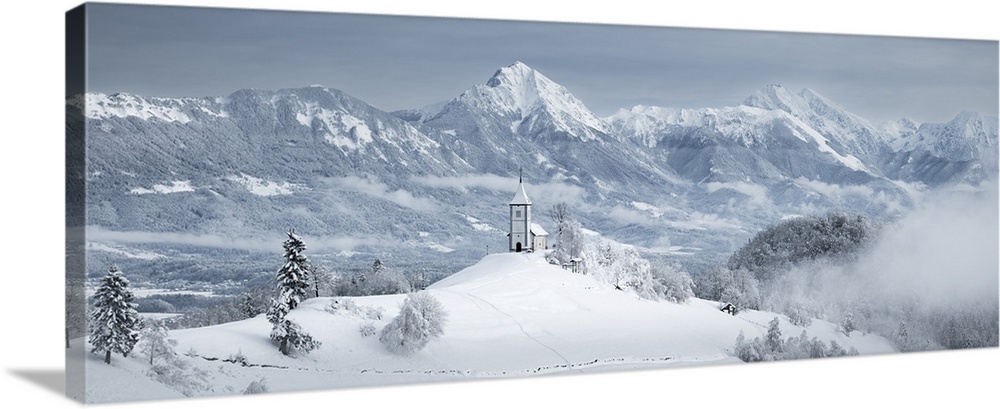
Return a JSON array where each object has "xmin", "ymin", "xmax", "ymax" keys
[
  {"xmin": 704, "ymin": 181, "xmax": 771, "ymax": 206},
  {"xmin": 322, "ymin": 176, "xmax": 435, "ymax": 212},
  {"xmin": 793, "ymin": 177, "xmax": 875, "ymax": 199},
  {"xmin": 86, "ymin": 226, "xmax": 383, "ymax": 253},
  {"xmin": 412, "ymin": 174, "xmax": 511, "ymax": 192},
  {"xmin": 412, "ymin": 173, "xmax": 586, "ymax": 204},
  {"xmin": 87, "ymin": 226, "xmax": 275, "ymax": 252},
  {"xmin": 861, "ymin": 183, "xmax": 999, "ymax": 306}
]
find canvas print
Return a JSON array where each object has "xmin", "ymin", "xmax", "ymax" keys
[{"xmin": 65, "ymin": 3, "xmax": 999, "ymax": 404}]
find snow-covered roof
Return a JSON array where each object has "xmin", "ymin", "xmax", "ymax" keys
[
  {"xmin": 530, "ymin": 223, "xmax": 548, "ymax": 236},
  {"xmin": 510, "ymin": 181, "xmax": 532, "ymax": 205}
]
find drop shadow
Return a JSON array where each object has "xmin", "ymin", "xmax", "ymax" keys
[{"xmin": 9, "ymin": 369, "xmax": 65, "ymax": 397}]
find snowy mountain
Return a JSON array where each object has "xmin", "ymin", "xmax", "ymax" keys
[
  {"xmin": 743, "ymin": 85, "xmax": 895, "ymax": 162},
  {"xmin": 607, "ymin": 104, "xmax": 878, "ymax": 183},
  {"xmin": 882, "ymin": 111, "xmax": 999, "ymax": 184},
  {"xmin": 72, "ymin": 62, "xmax": 998, "ymax": 283},
  {"xmin": 72, "ymin": 252, "xmax": 896, "ymax": 403},
  {"xmin": 394, "ymin": 61, "xmax": 672, "ymax": 195},
  {"xmin": 398, "ymin": 61, "xmax": 611, "ymax": 143}
]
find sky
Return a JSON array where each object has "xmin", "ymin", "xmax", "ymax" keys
[{"xmin": 84, "ymin": 3, "xmax": 997, "ymax": 124}]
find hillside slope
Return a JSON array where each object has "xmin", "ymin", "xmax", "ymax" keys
[{"xmin": 77, "ymin": 252, "xmax": 896, "ymax": 402}]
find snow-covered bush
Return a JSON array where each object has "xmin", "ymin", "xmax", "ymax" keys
[
  {"xmin": 359, "ymin": 321, "xmax": 377, "ymax": 337},
  {"xmin": 137, "ymin": 319, "xmax": 177, "ymax": 365},
  {"xmin": 380, "ymin": 292, "xmax": 448, "ymax": 354},
  {"xmin": 243, "ymin": 377, "xmax": 269, "ymax": 395},
  {"xmin": 147, "ymin": 355, "xmax": 211, "ymax": 397},
  {"xmin": 226, "ymin": 349, "xmax": 249, "ymax": 366},
  {"xmin": 326, "ymin": 298, "xmax": 384, "ymax": 320}
]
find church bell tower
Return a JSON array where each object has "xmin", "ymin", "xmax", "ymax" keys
[{"xmin": 509, "ymin": 170, "xmax": 532, "ymax": 252}]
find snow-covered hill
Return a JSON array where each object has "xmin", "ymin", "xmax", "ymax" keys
[{"xmin": 75, "ymin": 252, "xmax": 896, "ymax": 403}]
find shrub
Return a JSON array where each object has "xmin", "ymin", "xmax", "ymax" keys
[{"xmin": 380, "ymin": 292, "xmax": 448, "ymax": 354}]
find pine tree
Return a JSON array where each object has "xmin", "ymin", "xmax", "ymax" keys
[
  {"xmin": 276, "ymin": 229, "xmax": 311, "ymax": 310},
  {"xmin": 765, "ymin": 317, "xmax": 784, "ymax": 353},
  {"xmin": 241, "ymin": 294, "xmax": 259, "ymax": 319},
  {"xmin": 841, "ymin": 310, "xmax": 857, "ymax": 336},
  {"xmin": 89, "ymin": 266, "xmax": 142, "ymax": 364}
]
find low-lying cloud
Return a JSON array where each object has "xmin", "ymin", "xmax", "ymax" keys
[{"xmin": 321, "ymin": 176, "xmax": 435, "ymax": 212}]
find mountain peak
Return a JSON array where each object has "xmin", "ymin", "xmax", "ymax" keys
[
  {"xmin": 743, "ymin": 84, "xmax": 802, "ymax": 112},
  {"xmin": 485, "ymin": 61, "xmax": 546, "ymax": 89}
]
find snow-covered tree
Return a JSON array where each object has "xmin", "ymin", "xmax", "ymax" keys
[
  {"xmin": 276, "ymin": 229, "xmax": 312, "ymax": 310},
  {"xmin": 380, "ymin": 292, "xmax": 448, "ymax": 354},
  {"xmin": 697, "ymin": 267, "xmax": 761, "ymax": 311},
  {"xmin": 765, "ymin": 317, "xmax": 784, "ymax": 353},
  {"xmin": 241, "ymin": 294, "xmax": 260, "ymax": 319},
  {"xmin": 265, "ymin": 291, "xmax": 319, "ymax": 356},
  {"xmin": 89, "ymin": 266, "xmax": 142, "ymax": 364},
  {"xmin": 841, "ymin": 310, "xmax": 857, "ymax": 336},
  {"xmin": 269, "ymin": 318, "xmax": 320, "ymax": 356},
  {"xmin": 138, "ymin": 319, "xmax": 177, "ymax": 365},
  {"xmin": 650, "ymin": 261, "xmax": 694, "ymax": 303},
  {"xmin": 548, "ymin": 202, "xmax": 585, "ymax": 265}
]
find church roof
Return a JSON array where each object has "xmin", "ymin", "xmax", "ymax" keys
[
  {"xmin": 510, "ymin": 181, "xmax": 532, "ymax": 205},
  {"xmin": 530, "ymin": 223, "xmax": 548, "ymax": 236}
]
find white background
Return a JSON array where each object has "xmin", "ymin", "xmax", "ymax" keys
[{"xmin": 1, "ymin": 1, "xmax": 997, "ymax": 408}]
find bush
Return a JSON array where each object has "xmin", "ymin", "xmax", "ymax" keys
[
  {"xmin": 380, "ymin": 292, "xmax": 448, "ymax": 354},
  {"xmin": 243, "ymin": 377, "xmax": 268, "ymax": 395},
  {"xmin": 359, "ymin": 321, "xmax": 377, "ymax": 337}
]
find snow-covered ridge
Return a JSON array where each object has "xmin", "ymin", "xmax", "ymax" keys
[
  {"xmin": 892, "ymin": 111, "xmax": 999, "ymax": 161},
  {"xmin": 608, "ymin": 104, "xmax": 870, "ymax": 172},
  {"xmin": 81, "ymin": 92, "xmax": 227, "ymax": 123}
]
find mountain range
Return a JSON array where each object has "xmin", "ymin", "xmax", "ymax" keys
[{"xmin": 69, "ymin": 61, "xmax": 999, "ymax": 280}]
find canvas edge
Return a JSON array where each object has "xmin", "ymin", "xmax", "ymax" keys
[{"xmin": 65, "ymin": 2, "xmax": 88, "ymax": 403}]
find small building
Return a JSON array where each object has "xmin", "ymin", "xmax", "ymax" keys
[
  {"xmin": 720, "ymin": 302, "xmax": 738, "ymax": 315},
  {"xmin": 508, "ymin": 175, "xmax": 548, "ymax": 252}
]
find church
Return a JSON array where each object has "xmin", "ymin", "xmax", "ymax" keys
[{"xmin": 508, "ymin": 175, "xmax": 548, "ymax": 252}]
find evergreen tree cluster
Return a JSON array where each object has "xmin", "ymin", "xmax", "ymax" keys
[
  {"xmin": 334, "ymin": 258, "xmax": 412, "ymax": 296},
  {"xmin": 733, "ymin": 317, "xmax": 859, "ymax": 362},
  {"xmin": 727, "ymin": 212, "xmax": 875, "ymax": 282}
]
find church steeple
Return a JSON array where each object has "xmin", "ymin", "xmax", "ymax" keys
[{"xmin": 509, "ymin": 172, "xmax": 532, "ymax": 252}]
